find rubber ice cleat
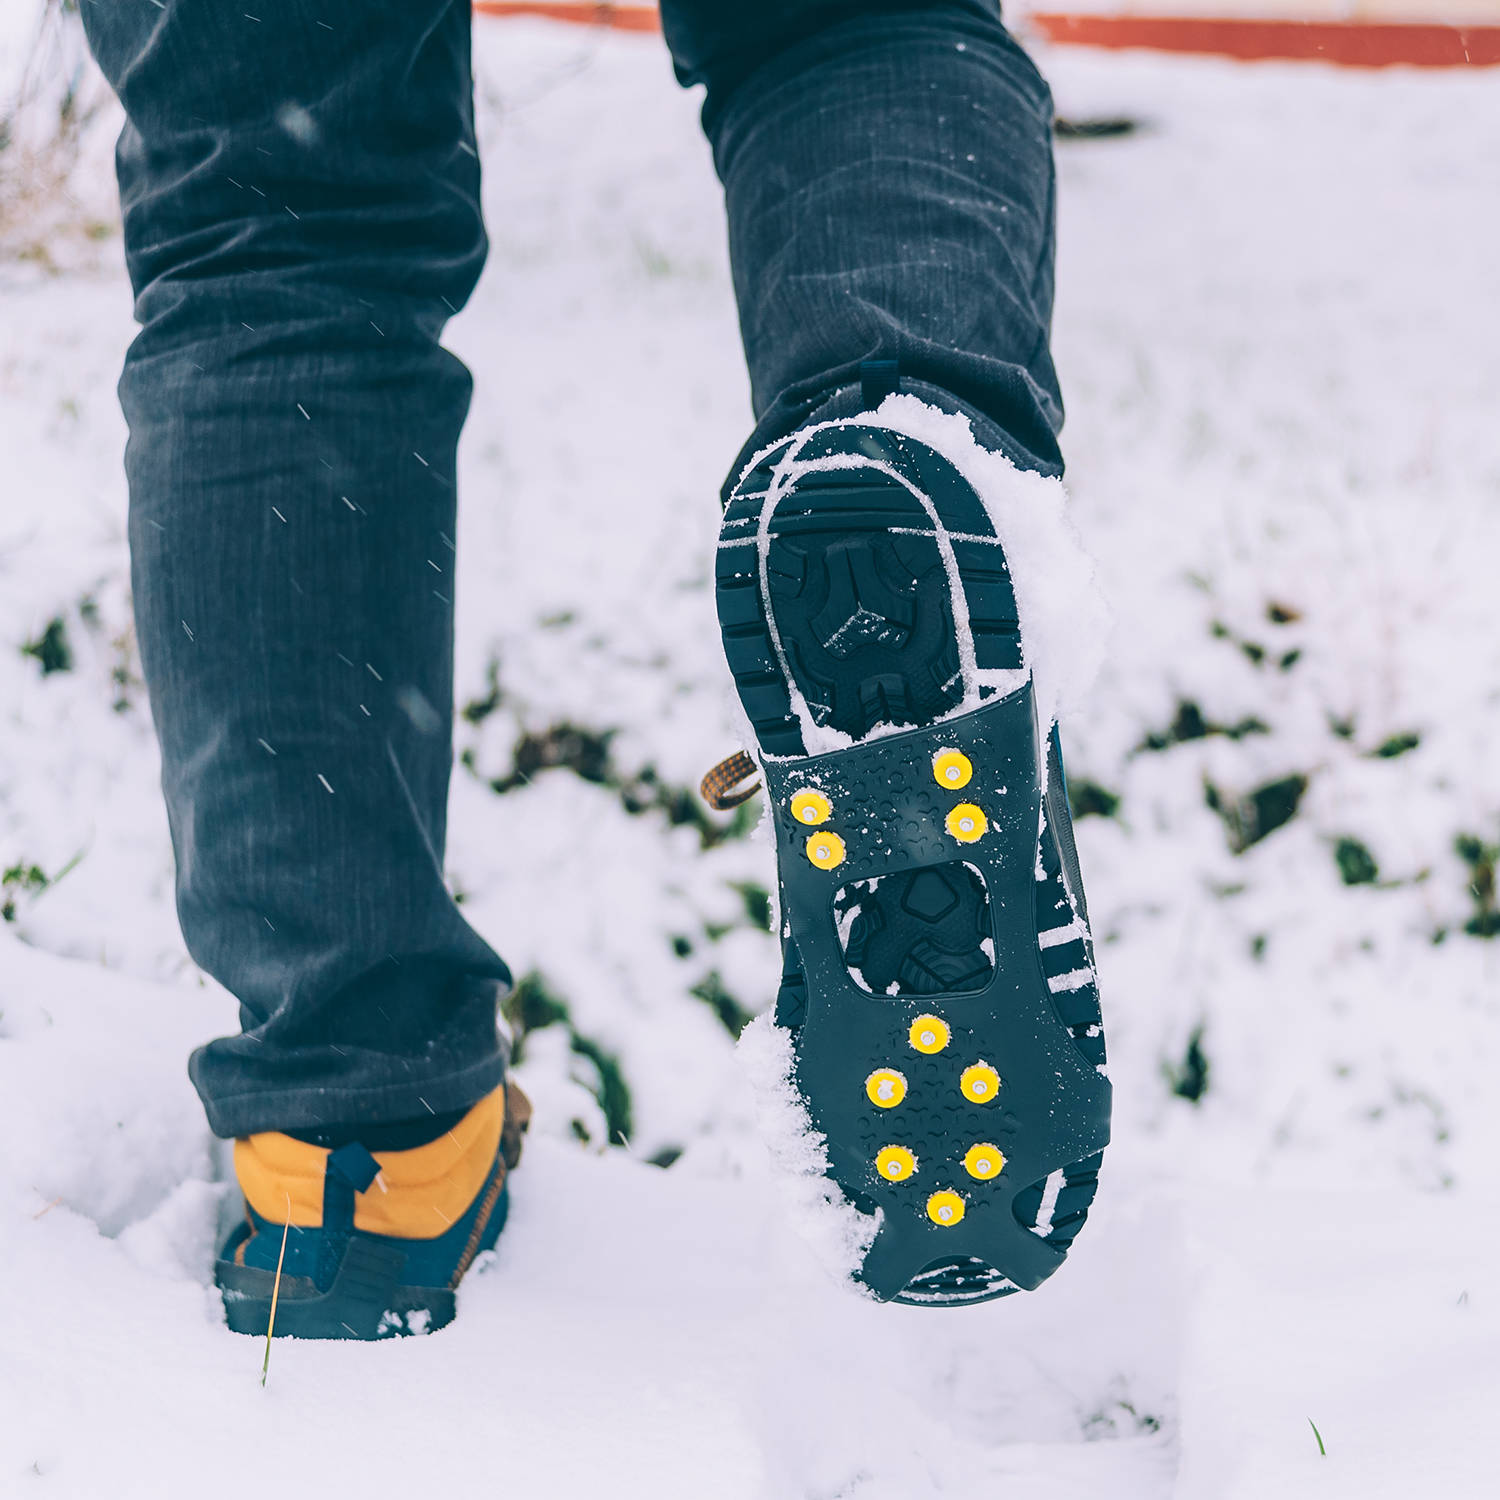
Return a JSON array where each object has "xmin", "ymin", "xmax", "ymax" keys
[
  {"xmin": 908, "ymin": 1014, "xmax": 951, "ymax": 1054},
  {"xmin": 963, "ymin": 1143, "xmax": 1005, "ymax": 1180},
  {"xmin": 790, "ymin": 788, "xmax": 833, "ymax": 826},
  {"xmin": 960, "ymin": 1062, "xmax": 1001, "ymax": 1104},
  {"xmin": 806, "ymin": 830, "xmax": 846, "ymax": 870},
  {"xmin": 215, "ymin": 1082, "xmax": 530, "ymax": 1340},
  {"xmin": 926, "ymin": 1190, "xmax": 967, "ymax": 1227},
  {"xmin": 875, "ymin": 1145, "xmax": 918, "ymax": 1182},
  {"xmin": 932, "ymin": 749, "xmax": 973, "ymax": 789},
  {"xmin": 716, "ymin": 412, "xmax": 1110, "ymax": 1305},
  {"xmin": 944, "ymin": 803, "xmax": 988, "ymax": 843}
]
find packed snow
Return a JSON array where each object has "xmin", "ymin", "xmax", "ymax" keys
[
  {"xmin": 2, "ymin": 13, "xmax": 1499, "ymax": 1499},
  {"xmin": 856, "ymin": 393, "xmax": 1110, "ymax": 737}
]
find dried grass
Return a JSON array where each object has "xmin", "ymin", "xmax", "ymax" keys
[{"xmin": 0, "ymin": 0, "xmax": 117, "ymax": 271}]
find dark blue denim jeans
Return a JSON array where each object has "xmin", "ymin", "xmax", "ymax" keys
[{"xmin": 79, "ymin": 0, "xmax": 1062, "ymax": 1138}]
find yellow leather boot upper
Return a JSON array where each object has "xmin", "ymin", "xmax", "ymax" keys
[{"xmin": 233, "ymin": 1086, "xmax": 508, "ymax": 1239}]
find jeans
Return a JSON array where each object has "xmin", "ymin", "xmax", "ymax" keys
[{"xmin": 79, "ymin": 0, "xmax": 1062, "ymax": 1138}]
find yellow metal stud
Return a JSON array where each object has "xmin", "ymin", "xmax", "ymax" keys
[
  {"xmin": 960, "ymin": 1062, "xmax": 1001, "ymax": 1104},
  {"xmin": 926, "ymin": 1190, "xmax": 966, "ymax": 1227},
  {"xmin": 963, "ymin": 1143, "xmax": 1005, "ymax": 1180},
  {"xmin": 790, "ymin": 788, "xmax": 832, "ymax": 826},
  {"xmin": 945, "ymin": 803, "xmax": 988, "ymax": 843},
  {"xmin": 908, "ymin": 1014, "xmax": 951, "ymax": 1055},
  {"xmin": 932, "ymin": 749, "xmax": 974, "ymax": 790},
  {"xmin": 875, "ymin": 1145, "xmax": 917, "ymax": 1182},
  {"xmin": 865, "ymin": 1068, "xmax": 908, "ymax": 1109},
  {"xmin": 806, "ymin": 830, "xmax": 846, "ymax": 870}
]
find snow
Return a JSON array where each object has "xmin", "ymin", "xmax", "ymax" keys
[
  {"xmin": 855, "ymin": 392, "xmax": 1110, "ymax": 739},
  {"xmin": 736, "ymin": 1012, "xmax": 879, "ymax": 1284},
  {"xmin": 3, "ymin": 15, "xmax": 1500, "ymax": 1498}
]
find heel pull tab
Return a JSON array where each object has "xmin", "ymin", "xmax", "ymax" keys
[
  {"xmin": 860, "ymin": 359, "xmax": 900, "ymax": 412},
  {"xmin": 328, "ymin": 1142, "xmax": 382, "ymax": 1193}
]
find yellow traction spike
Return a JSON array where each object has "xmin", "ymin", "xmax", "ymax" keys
[
  {"xmin": 960, "ymin": 1061, "xmax": 1001, "ymax": 1104},
  {"xmin": 963, "ymin": 1143, "xmax": 1005, "ymax": 1180},
  {"xmin": 865, "ymin": 1067, "xmax": 908, "ymax": 1109},
  {"xmin": 875, "ymin": 1145, "xmax": 917, "ymax": 1182},
  {"xmin": 945, "ymin": 802, "xmax": 988, "ymax": 843},
  {"xmin": 790, "ymin": 788, "xmax": 832, "ymax": 826},
  {"xmin": 926, "ymin": 1190, "xmax": 966, "ymax": 1227},
  {"xmin": 806, "ymin": 830, "xmax": 846, "ymax": 870},
  {"xmin": 908, "ymin": 1014, "xmax": 951, "ymax": 1054},
  {"xmin": 932, "ymin": 749, "xmax": 974, "ymax": 789}
]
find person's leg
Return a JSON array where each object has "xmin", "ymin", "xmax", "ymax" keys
[
  {"xmin": 669, "ymin": 2, "xmax": 1108, "ymax": 1304},
  {"xmin": 660, "ymin": 0, "xmax": 1063, "ymax": 484},
  {"xmin": 80, "ymin": 0, "xmax": 508, "ymax": 1140}
]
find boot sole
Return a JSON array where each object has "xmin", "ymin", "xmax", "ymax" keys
[{"xmin": 216, "ymin": 1179, "xmax": 509, "ymax": 1340}]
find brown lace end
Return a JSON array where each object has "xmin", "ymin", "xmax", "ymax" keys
[{"xmin": 700, "ymin": 750, "xmax": 761, "ymax": 811}]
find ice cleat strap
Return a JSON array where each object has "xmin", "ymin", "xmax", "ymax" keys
[
  {"xmin": 327, "ymin": 1142, "xmax": 382, "ymax": 1192},
  {"xmin": 700, "ymin": 749, "xmax": 762, "ymax": 811}
]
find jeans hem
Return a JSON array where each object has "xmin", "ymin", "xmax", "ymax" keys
[{"xmin": 196, "ymin": 1053, "xmax": 509, "ymax": 1141}]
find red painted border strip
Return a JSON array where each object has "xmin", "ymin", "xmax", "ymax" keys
[
  {"xmin": 1028, "ymin": 15, "xmax": 1500, "ymax": 67},
  {"xmin": 473, "ymin": 1, "xmax": 660, "ymax": 31},
  {"xmin": 471, "ymin": 3, "xmax": 1500, "ymax": 69}
]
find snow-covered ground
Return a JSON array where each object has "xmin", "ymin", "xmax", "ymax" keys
[{"xmin": 2, "ymin": 16, "xmax": 1498, "ymax": 1498}]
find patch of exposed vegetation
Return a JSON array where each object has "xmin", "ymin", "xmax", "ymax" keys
[
  {"xmin": 1054, "ymin": 116, "xmax": 1140, "ymax": 141},
  {"xmin": 1204, "ymin": 773, "xmax": 1308, "ymax": 854},
  {"xmin": 1, "ymin": 862, "xmax": 49, "ymax": 922},
  {"xmin": 1334, "ymin": 836, "xmax": 1379, "ymax": 887},
  {"xmin": 1138, "ymin": 698, "xmax": 1268, "ymax": 753},
  {"xmin": 1, "ymin": 852, "xmax": 81, "ymax": 923},
  {"xmin": 1164, "ymin": 1025, "xmax": 1210, "ymax": 1104},
  {"xmin": 21, "ymin": 616, "xmax": 72, "ymax": 675},
  {"xmin": 502, "ymin": 970, "xmax": 633, "ymax": 1146},
  {"xmin": 1209, "ymin": 617, "xmax": 1300, "ymax": 672},
  {"xmin": 463, "ymin": 714, "xmax": 757, "ymax": 850},
  {"xmin": 689, "ymin": 970, "xmax": 755, "ymax": 1038},
  {"xmin": 1455, "ymin": 833, "xmax": 1499, "ymax": 939},
  {"xmin": 1370, "ymin": 731, "xmax": 1421, "ymax": 760},
  {"xmin": 1068, "ymin": 779, "xmax": 1120, "ymax": 820}
]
